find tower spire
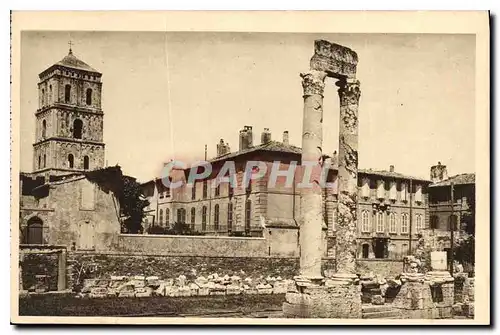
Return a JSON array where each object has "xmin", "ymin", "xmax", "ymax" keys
[{"xmin": 68, "ymin": 40, "xmax": 73, "ymax": 55}]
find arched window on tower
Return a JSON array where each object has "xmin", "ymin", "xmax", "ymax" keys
[
  {"xmin": 41, "ymin": 88, "xmax": 45, "ymax": 106},
  {"xmin": 65, "ymin": 85, "xmax": 71, "ymax": 103},
  {"xmin": 86, "ymin": 88, "xmax": 92, "ymax": 105},
  {"xmin": 38, "ymin": 155, "xmax": 41, "ymax": 169},
  {"xmin": 68, "ymin": 154, "xmax": 74, "ymax": 168},
  {"xmin": 41, "ymin": 120, "xmax": 46, "ymax": 138},
  {"xmin": 43, "ymin": 154, "xmax": 46, "ymax": 168},
  {"xmin": 73, "ymin": 119, "xmax": 83, "ymax": 139},
  {"xmin": 49, "ymin": 85, "xmax": 52, "ymax": 103},
  {"xmin": 83, "ymin": 156, "xmax": 90, "ymax": 170}
]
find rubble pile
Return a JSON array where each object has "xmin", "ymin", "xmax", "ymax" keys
[
  {"xmin": 76, "ymin": 273, "xmax": 292, "ymax": 298},
  {"xmin": 359, "ymin": 272, "xmax": 402, "ymax": 305}
]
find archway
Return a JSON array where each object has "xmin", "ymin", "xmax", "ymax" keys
[{"xmin": 25, "ymin": 216, "xmax": 44, "ymax": 244}]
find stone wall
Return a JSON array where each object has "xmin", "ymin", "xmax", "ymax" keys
[
  {"xmin": 117, "ymin": 234, "xmax": 269, "ymax": 257},
  {"xmin": 356, "ymin": 259, "xmax": 404, "ymax": 277}
]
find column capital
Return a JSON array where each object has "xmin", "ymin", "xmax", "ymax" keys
[
  {"xmin": 300, "ymin": 70, "xmax": 327, "ymax": 96},
  {"xmin": 337, "ymin": 78, "xmax": 361, "ymax": 106}
]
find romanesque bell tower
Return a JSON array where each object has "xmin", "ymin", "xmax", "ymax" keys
[{"xmin": 32, "ymin": 46, "xmax": 105, "ymax": 177}]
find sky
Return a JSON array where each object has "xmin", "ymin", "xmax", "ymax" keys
[{"xmin": 20, "ymin": 32, "xmax": 475, "ymax": 182}]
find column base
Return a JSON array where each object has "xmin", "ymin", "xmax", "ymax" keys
[{"xmin": 283, "ymin": 273, "xmax": 362, "ymax": 318}]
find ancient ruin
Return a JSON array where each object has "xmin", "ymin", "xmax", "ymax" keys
[{"xmin": 283, "ymin": 40, "xmax": 363, "ymax": 318}]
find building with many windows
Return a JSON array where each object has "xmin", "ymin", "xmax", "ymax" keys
[{"xmin": 141, "ymin": 126, "xmax": 433, "ymax": 260}]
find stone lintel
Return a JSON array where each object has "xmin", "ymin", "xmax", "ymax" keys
[{"xmin": 310, "ymin": 40, "xmax": 358, "ymax": 79}]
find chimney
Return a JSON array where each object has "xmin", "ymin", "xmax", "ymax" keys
[
  {"xmin": 239, "ymin": 125, "xmax": 253, "ymax": 151},
  {"xmin": 261, "ymin": 128, "xmax": 272, "ymax": 144},
  {"xmin": 217, "ymin": 139, "xmax": 230, "ymax": 157},
  {"xmin": 430, "ymin": 161, "xmax": 449, "ymax": 183},
  {"xmin": 283, "ymin": 131, "xmax": 289, "ymax": 145},
  {"xmin": 389, "ymin": 165, "xmax": 395, "ymax": 172}
]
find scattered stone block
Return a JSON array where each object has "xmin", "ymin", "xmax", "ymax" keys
[
  {"xmin": 371, "ymin": 295, "xmax": 385, "ymax": 305},
  {"xmin": 89, "ymin": 287, "xmax": 108, "ymax": 298},
  {"xmin": 272, "ymin": 281, "xmax": 287, "ymax": 294},
  {"xmin": 135, "ymin": 287, "xmax": 153, "ymax": 297},
  {"xmin": 257, "ymin": 283, "xmax": 273, "ymax": 294},
  {"xmin": 226, "ymin": 284, "xmax": 242, "ymax": 295}
]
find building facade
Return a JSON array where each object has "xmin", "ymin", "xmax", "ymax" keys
[
  {"xmin": 142, "ymin": 127, "xmax": 432, "ymax": 260},
  {"xmin": 428, "ymin": 163, "xmax": 475, "ymax": 249}
]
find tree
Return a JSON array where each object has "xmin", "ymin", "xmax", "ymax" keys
[{"xmin": 84, "ymin": 166, "xmax": 149, "ymax": 234}]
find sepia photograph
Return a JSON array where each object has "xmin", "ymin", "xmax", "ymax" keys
[{"xmin": 10, "ymin": 11, "xmax": 490, "ymax": 325}]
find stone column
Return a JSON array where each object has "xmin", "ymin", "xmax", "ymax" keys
[
  {"xmin": 57, "ymin": 249, "xmax": 67, "ymax": 291},
  {"xmin": 298, "ymin": 70, "xmax": 327, "ymax": 280},
  {"xmin": 335, "ymin": 78, "xmax": 361, "ymax": 275}
]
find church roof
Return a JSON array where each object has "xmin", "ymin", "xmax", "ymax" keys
[{"xmin": 55, "ymin": 50, "xmax": 99, "ymax": 73}]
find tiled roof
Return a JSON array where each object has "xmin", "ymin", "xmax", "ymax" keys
[
  {"xmin": 55, "ymin": 51, "xmax": 99, "ymax": 73},
  {"xmin": 358, "ymin": 169, "xmax": 431, "ymax": 183},
  {"xmin": 429, "ymin": 173, "xmax": 475, "ymax": 187},
  {"xmin": 210, "ymin": 140, "xmax": 302, "ymax": 163},
  {"xmin": 143, "ymin": 140, "xmax": 430, "ymax": 184}
]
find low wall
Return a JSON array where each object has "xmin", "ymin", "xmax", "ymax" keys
[
  {"xmin": 116, "ymin": 234, "xmax": 268, "ymax": 257},
  {"xmin": 356, "ymin": 259, "xmax": 404, "ymax": 277},
  {"xmin": 68, "ymin": 253, "xmax": 301, "ymax": 287}
]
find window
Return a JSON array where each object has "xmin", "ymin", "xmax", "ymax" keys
[
  {"xmin": 165, "ymin": 208, "xmax": 170, "ymax": 226},
  {"xmin": 159, "ymin": 209, "xmax": 163, "ymax": 225},
  {"xmin": 228, "ymin": 183, "xmax": 234, "ymax": 198},
  {"xmin": 361, "ymin": 210, "xmax": 370, "ymax": 232},
  {"xmin": 73, "ymin": 119, "xmax": 83, "ymax": 139},
  {"xmin": 362, "ymin": 244, "xmax": 370, "ymax": 258},
  {"xmin": 401, "ymin": 213, "xmax": 409, "ymax": 234},
  {"xmin": 192, "ymin": 183, "xmax": 196, "ymax": 200},
  {"xmin": 361, "ymin": 179, "xmax": 370, "ymax": 198},
  {"xmin": 415, "ymin": 185, "xmax": 423, "ymax": 202},
  {"xmin": 41, "ymin": 88, "xmax": 45, "ymax": 106},
  {"xmin": 43, "ymin": 154, "xmax": 46, "ymax": 168},
  {"xmin": 202, "ymin": 206, "xmax": 207, "ymax": 231},
  {"xmin": 86, "ymin": 88, "xmax": 92, "ymax": 105},
  {"xmin": 215, "ymin": 183, "xmax": 220, "ymax": 197},
  {"xmin": 415, "ymin": 214, "xmax": 423, "ymax": 232},
  {"xmin": 214, "ymin": 204, "xmax": 220, "ymax": 230},
  {"xmin": 177, "ymin": 209, "xmax": 183, "ymax": 224},
  {"xmin": 68, "ymin": 154, "xmax": 74, "ymax": 168},
  {"xmin": 245, "ymin": 200, "xmax": 251, "ymax": 233},
  {"xmin": 203, "ymin": 181, "xmax": 208, "ymax": 199},
  {"xmin": 38, "ymin": 155, "xmax": 41, "ymax": 169},
  {"xmin": 83, "ymin": 156, "xmax": 90, "ymax": 170},
  {"xmin": 191, "ymin": 208, "xmax": 196, "ymax": 228},
  {"xmin": 401, "ymin": 183, "xmax": 408, "ymax": 201},
  {"xmin": 41, "ymin": 120, "xmax": 46, "ymax": 138},
  {"xmin": 377, "ymin": 180, "xmax": 385, "ymax": 199},
  {"xmin": 228, "ymin": 203, "xmax": 233, "ymax": 231},
  {"xmin": 430, "ymin": 215, "xmax": 439, "ymax": 229},
  {"xmin": 389, "ymin": 182, "xmax": 397, "ymax": 200},
  {"xmin": 389, "ymin": 212, "xmax": 397, "ymax": 233},
  {"xmin": 65, "ymin": 84, "xmax": 71, "ymax": 103},
  {"xmin": 49, "ymin": 85, "xmax": 52, "ymax": 102},
  {"xmin": 376, "ymin": 212, "xmax": 384, "ymax": 232}
]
